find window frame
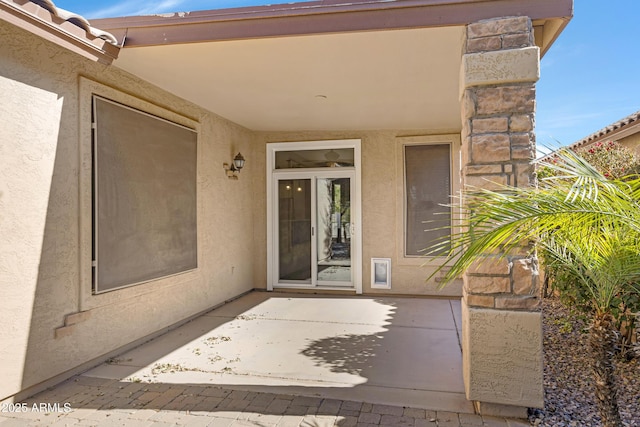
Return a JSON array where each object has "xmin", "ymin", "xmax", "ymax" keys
[
  {"xmin": 79, "ymin": 77, "xmax": 201, "ymax": 309},
  {"xmin": 395, "ymin": 134, "xmax": 461, "ymax": 265}
]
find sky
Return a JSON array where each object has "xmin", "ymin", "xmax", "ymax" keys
[{"xmin": 54, "ymin": 0, "xmax": 640, "ymax": 154}]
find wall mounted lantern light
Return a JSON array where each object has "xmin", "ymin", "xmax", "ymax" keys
[{"xmin": 224, "ymin": 152, "xmax": 246, "ymax": 180}]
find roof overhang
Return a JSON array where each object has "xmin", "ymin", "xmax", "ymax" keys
[
  {"xmin": 570, "ymin": 110, "xmax": 640, "ymax": 151},
  {"xmin": 93, "ymin": 0, "xmax": 572, "ymax": 132},
  {"xmin": 0, "ymin": 0, "xmax": 120, "ymax": 64}
]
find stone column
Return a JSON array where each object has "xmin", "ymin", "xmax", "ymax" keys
[{"xmin": 459, "ymin": 16, "xmax": 542, "ymax": 418}]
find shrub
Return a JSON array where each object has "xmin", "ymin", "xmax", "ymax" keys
[
  {"xmin": 540, "ymin": 141, "xmax": 640, "ymax": 358},
  {"xmin": 576, "ymin": 140, "xmax": 640, "ymax": 178}
]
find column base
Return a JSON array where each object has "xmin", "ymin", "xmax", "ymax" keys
[
  {"xmin": 462, "ymin": 303, "xmax": 544, "ymax": 408},
  {"xmin": 474, "ymin": 401, "xmax": 529, "ymax": 419}
]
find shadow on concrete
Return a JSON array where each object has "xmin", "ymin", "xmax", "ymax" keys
[
  {"xmin": 302, "ymin": 332, "xmax": 383, "ymax": 375},
  {"xmin": 13, "ymin": 292, "xmax": 468, "ymax": 426},
  {"xmin": 19, "ymin": 292, "xmax": 469, "ymax": 418}
]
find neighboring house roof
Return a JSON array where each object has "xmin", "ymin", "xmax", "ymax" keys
[
  {"xmin": 0, "ymin": 0, "xmax": 120, "ymax": 64},
  {"xmin": 569, "ymin": 110, "xmax": 640, "ymax": 151},
  {"xmin": 538, "ymin": 109, "xmax": 640, "ymax": 161}
]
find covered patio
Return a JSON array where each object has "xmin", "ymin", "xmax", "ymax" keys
[
  {"xmin": 81, "ymin": 292, "xmax": 471, "ymax": 414},
  {"xmin": 1, "ymin": 0, "xmax": 573, "ymax": 417}
]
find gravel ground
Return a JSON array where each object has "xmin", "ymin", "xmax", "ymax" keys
[{"xmin": 529, "ymin": 298, "xmax": 639, "ymax": 426}]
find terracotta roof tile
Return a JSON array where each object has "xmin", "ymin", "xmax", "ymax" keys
[
  {"xmin": 29, "ymin": 0, "xmax": 118, "ymax": 44},
  {"xmin": 0, "ymin": 0, "xmax": 120, "ymax": 63},
  {"xmin": 570, "ymin": 110, "xmax": 640, "ymax": 150}
]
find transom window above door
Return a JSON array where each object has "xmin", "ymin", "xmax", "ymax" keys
[{"xmin": 275, "ymin": 148, "xmax": 355, "ymax": 169}]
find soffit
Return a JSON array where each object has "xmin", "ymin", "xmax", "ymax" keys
[
  {"xmin": 113, "ymin": 26, "xmax": 465, "ymax": 131},
  {"xmin": 94, "ymin": 0, "xmax": 572, "ymax": 52}
]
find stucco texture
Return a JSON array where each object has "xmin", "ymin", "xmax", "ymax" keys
[
  {"xmin": 0, "ymin": 18, "xmax": 257, "ymax": 401},
  {"xmin": 461, "ymin": 304, "xmax": 544, "ymax": 408},
  {"xmin": 618, "ymin": 132, "xmax": 640, "ymax": 156}
]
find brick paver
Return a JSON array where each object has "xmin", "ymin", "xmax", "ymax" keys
[{"xmin": 0, "ymin": 376, "xmax": 522, "ymax": 426}]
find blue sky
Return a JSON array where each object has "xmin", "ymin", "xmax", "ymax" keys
[
  {"xmin": 55, "ymin": 0, "xmax": 640, "ymax": 153},
  {"xmin": 536, "ymin": 1, "xmax": 640, "ymax": 152},
  {"xmin": 53, "ymin": 0, "xmax": 313, "ymax": 18}
]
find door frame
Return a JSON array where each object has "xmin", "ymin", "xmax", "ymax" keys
[{"xmin": 266, "ymin": 139, "xmax": 362, "ymax": 294}]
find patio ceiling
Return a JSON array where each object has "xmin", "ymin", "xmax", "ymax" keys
[
  {"xmin": 112, "ymin": 27, "xmax": 463, "ymax": 131},
  {"xmin": 94, "ymin": 0, "xmax": 572, "ymax": 132}
]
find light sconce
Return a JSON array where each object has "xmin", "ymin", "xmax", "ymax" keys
[{"xmin": 224, "ymin": 152, "xmax": 246, "ymax": 180}]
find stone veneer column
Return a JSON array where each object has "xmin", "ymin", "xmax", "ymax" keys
[{"xmin": 459, "ymin": 16, "xmax": 542, "ymax": 418}]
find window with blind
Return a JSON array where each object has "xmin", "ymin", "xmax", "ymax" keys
[
  {"xmin": 92, "ymin": 95, "xmax": 198, "ymax": 293},
  {"xmin": 404, "ymin": 144, "xmax": 452, "ymax": 256}
]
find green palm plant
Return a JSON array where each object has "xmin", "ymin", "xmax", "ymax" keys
[{"xmin": 428, "ymin": 149, "xmax": 640, "ymax": 427}]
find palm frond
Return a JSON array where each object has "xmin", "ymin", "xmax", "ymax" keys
[{"xmin": 426, "ymin": 149, "xmax": 640, "ymax": 306}]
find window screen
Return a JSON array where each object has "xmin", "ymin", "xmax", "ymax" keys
[
  {"xmin": 404, "ymin": 144, "xmax": 451, "ymax": 256},
  {"xmin": 93, "ymin": 96, "xmax": 198, "ymax": 293}
]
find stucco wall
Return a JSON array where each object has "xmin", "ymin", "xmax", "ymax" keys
[
  {"xmin": 0, "ymin": 19, "xmax": 258, "ymax": 401},
  {"xmin": 255, "ymin": 131, "xmax": 463, "ymax": 297},
  {"xmin": 618, "ymin": 132, "xmax": 640, "ymax": 156}
]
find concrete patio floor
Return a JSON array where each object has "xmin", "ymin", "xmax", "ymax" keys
[
  {"xmin": 83, "ymin": 291, "xmax": 469, "ymax": 413},
  {"xmin": 0, "ymin": 291, "xmax": 528, "ymax": 426}
]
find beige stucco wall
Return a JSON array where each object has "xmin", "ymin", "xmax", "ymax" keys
[
  {"xmin": 0, "ymin": 19, "xmax": 259, "ymax": 401},
  {"xmin": 618, "ymin": 132, "xmax": 640, "ymax": 155},
  {"xmin": 254, "ymin": 131, "xmax": 463, "ymax": 297}
]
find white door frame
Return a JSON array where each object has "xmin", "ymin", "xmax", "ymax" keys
[{"xmin": 266, "ymin": 139, "xmax": 362, "ymax": 294}]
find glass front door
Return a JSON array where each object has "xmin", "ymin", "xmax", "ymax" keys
[
  {"xmin": 278, "ymin": 179, "xmax": 312, "ymax": 282},
  {"xmin": 316, "ymin": 177, "xmax": 351, "ymax": 285},
  {"xmin": 276, "ymin": 173, "xmax": 353, "ymax": 287}
]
